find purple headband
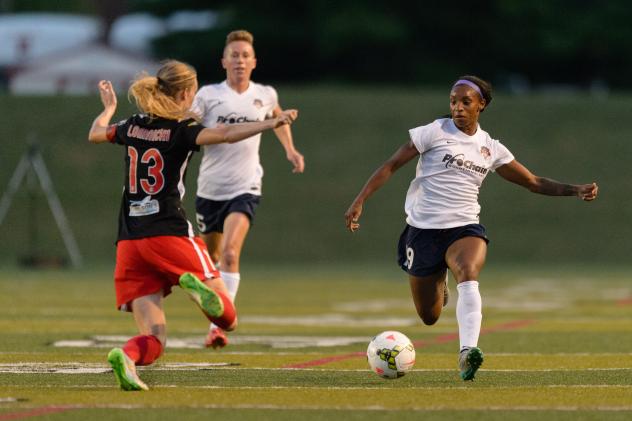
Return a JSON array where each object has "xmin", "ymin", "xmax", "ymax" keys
[{"xmin": 453, "ymin": 79, "xmax": 483, "ymax": 98}]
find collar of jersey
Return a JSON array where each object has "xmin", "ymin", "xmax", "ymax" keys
[
  {"xmin": 222, "ymin": 80, "xmax": 254, "ymax": 97},
  {"xmin": 448, "ymin": 118, "xmax": 481, "ymax": 139}
]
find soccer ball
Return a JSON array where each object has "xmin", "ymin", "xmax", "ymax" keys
[{"xmin": 366, "ymin": 331, "xmax": 415, "ymax": 379}]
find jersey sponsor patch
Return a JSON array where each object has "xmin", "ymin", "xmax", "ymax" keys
[{"xmin": 129, "ymin": 196, "xmax": 160, "ymax": 217}]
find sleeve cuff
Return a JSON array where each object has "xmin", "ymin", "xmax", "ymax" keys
[{"xmin": 106, "ymin": 124, "xmax": 117, "ymax": 143}]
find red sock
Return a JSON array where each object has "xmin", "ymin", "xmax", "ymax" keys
[
  {"xmin": 212, "ymin": 290, "xmax": 236, "ymax": 330},
  {"xmin": 122, "ymin": 335, "xmax": 163, "ymax": 366}
]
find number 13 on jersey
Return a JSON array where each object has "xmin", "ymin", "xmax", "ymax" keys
[{"xmin": 128, "ymin": 146, "xmax": 165, "ymax": 195}]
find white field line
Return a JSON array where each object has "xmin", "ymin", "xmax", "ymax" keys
[
  {"xmin": 53, "ymin": 335, "xmax": 374, "ymax": 349},
  {"xmin": 240, "ymin": 314, "xmax": 421, "ymax": 326},
  {"xmin": 145, "ymin": 385, "xmax": 632, "ymax": 390},
  {"xmin": 0, "ymin": 362, "xmax": 631, "ymax": 374},
  {"xmin": 6, "ymin": 403, "xmax": 632, "ymax": 412},
  {"xmin": 5, "ymin": 351, "xmax": 632, "ymax": 356},
  {"xmin": 487, "ymin": 352, "xmax": 632, "ymax": 356},
  {"xmin": 12, "ymin": 384, "xmax": 632, "ymax": 391}
]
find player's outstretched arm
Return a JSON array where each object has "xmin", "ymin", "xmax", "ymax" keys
[
  {"xmin": 196, "ymin": 110, "xmax": 298, "ymax": 145},
  {"xmin": 496, "ymin": 160, "xmax": 599, "ymax": 201},
  {"xmin": 88, "ymin": 80, "xmax": 118, "ymax": 144},
  {"xmin": 345, "ymin": 140, "xmax": 419, "ymax": 232}
]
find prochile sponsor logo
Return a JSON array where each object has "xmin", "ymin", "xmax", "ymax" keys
[
  {"xmin": 442, "ymin": 153, "xmax": 488, "ymax": 175},
  {"xmin": 217, "ymin": 113, "xmax": 259, "ymax": 124}
]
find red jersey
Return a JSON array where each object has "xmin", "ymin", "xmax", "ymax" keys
[{"xmin": 107, "ymin": 114, "xmax": 204, "ymax": 241}]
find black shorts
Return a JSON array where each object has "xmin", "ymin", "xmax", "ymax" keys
[
  {"xmin": 397, "ymin": 223, "xmax": 489, "ymax": 277},
  {"xmin": 195, "ymin": 194, "xmax": 260, "ymax": 234}
]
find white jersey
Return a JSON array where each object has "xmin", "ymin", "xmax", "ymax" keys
[
  {"xmin": 405, "ymin": 118, "xmax": 514, "ymax": 229},
  {"xmin": 193, "ymin": 81, "xmax": 278, "ymax": 200}
]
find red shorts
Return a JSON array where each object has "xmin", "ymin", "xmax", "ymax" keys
[{"xmin": 114, "ymin": 236, "xmax": 218, "ymax": 311}]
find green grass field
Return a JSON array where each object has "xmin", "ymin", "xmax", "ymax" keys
[{"xmin": 0, "ymin": 264, "xmax": 630, "ymax": 420}]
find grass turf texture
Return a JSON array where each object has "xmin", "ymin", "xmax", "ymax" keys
[{"xmin": 0, "ymin": 265, "xmax": 631, "ymax": 420}]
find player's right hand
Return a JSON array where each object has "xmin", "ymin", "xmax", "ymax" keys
[
  {"xmin": 275, "ymin": 109, "xmax": 298, "ymax": 127},
  {"xmin": 98, "ymin": 80, "xmax": 117, "ymax": 111}
]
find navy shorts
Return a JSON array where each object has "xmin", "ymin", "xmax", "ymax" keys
[
  {"xmin": 397, "ymin": 223, "xmax": 489, "ymax": 277},
  {"xmin": 195, "ymin": 194, "xmax": 260, "ymax": 234}
]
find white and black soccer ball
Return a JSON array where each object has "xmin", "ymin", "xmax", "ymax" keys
[{"xmin": 366, "ymin": 331, "xmax": 416, "ymax": 379}]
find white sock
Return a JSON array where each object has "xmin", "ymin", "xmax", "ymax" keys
[
  {"xmin": 220, "ymin": 271, "xmax": 240, "ymax": 302},
  {"xmin": 210, "ymin": 271, "xmax": 240, "ymax": 331},
  {"xmin": 456, "ymin": 280, "xmax": 482, "ymax": 351}
]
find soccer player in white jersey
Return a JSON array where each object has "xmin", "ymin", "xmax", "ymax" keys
[
  {"xmin": 345, "ymin": 75, "xmax": 598, "ymax": 381},
  {"xmin": 193, "ymin": 30, "xmax": 305, "ymax": 348}
]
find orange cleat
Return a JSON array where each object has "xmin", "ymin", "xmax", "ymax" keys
[{"xmin": 205, "ymin": 327, "xmax": 228, "ymax": 349}]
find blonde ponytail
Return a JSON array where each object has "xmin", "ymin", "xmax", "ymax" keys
[{"xmin": 128, "ymin": 60, "xmax": 199, "ymax": 121}]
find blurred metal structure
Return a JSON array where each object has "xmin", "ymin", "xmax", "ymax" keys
[{"xmin": 0, "ymin": 141, "xmax": 82, "ymax": 267}]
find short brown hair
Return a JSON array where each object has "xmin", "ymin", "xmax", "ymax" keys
[{"xmin": 225, "ymin": 30, "xmax": 254, "ymax": 46}]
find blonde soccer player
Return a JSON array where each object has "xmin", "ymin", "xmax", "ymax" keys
[
  {"xmin": 88, "ymin": 60, "xmax": 297, "ymax": 390},
  {"xmin": 193, "ymin": 30, "xmax": 305, "ymax": 348}
]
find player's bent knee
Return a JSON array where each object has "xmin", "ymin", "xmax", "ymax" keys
[
  {"xmin": 453, "ymin": 264, "xmax": 480, "ymax": 282},
  {"xmin": 222, "ymin": 248, "xmax": 240, "ymax": 267}
]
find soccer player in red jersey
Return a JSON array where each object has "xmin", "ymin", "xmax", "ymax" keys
[{"xmin": 88, "ymin": 60, "xmax": 297, "ymax": 391}]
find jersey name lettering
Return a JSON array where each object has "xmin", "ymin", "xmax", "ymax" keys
[{"xmin": 127, "ymin": 125, "xmax": 171, "ymax": 142}]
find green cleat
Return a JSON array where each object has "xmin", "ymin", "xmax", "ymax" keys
[
  {"xmin": 179, "ymin": 272, "xmax": 224, "ymax": 319},
  {"xmin": 107, "ymin": 348, "xmax": 148, "ymax": 391},
  {"xmin": 459, "ymin": 346, "xmax": 484, "ymax": 381}
]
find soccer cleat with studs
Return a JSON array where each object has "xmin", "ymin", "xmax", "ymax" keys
[
  {"xmin": 459, "ymin": 346, "xmax": 484, "ymax": 381},
  {"xmin": 179, "ymin": 272, "xmax": 224, "ymax": 319},
  {"xmin": 205, "ymin": 327, "xmax": 229, "ymax": 349},
  {"xmin": 107, "ymin": 347, "xmax": 148, "ymax": 391}
]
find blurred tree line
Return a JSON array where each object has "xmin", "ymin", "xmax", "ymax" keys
[
  {"xmin": 5, "ymin": 0, "xmax": 632, "ymax": 89},
  {"xmin": 137, "ymin": 0, "xmax": 632, "ymax": 89}
]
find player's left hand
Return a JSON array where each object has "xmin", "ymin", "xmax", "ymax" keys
[
  {"xmin": 287, "ymin": 150, "xmax": 305, "ymax": 173},
  {"xmin": 578, "ymin": 182, "xmax": 598, "ymax": 201},
  {"xmin": 344, "ymin": 202, "xmax": 363, "ymax": 232}
]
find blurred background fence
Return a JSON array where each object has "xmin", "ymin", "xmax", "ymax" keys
[{"xmin": 0, "ymin": 0, "xmax": 630, "ymax": 267}]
